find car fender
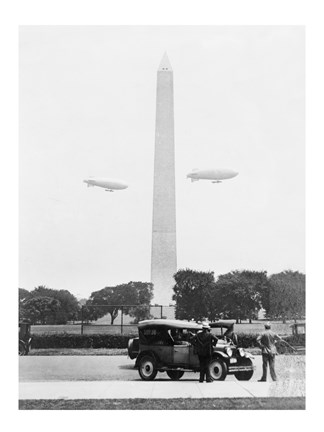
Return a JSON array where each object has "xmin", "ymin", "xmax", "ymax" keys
[
  {"xmin": 212, "ymin": 351, "xmax": 229, "ymax": 361},
  {"xmin": 244, "ymin": 352, "xmax": 254, "ymax": 359},
  {"xmin": 128, "ymin": 338, "xmax": 138, "ymax": 360},
  {"xmin": 135, "ymin": 350, "xmax": 160, "ymax": 368}
]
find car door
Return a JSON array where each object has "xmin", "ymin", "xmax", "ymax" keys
[
  {"xmin": 173, "ymin": 344, "xmax": 190, "ymax": 366},
  {"xmin": 152, "ymin": 345, "xmax": 173, "ymax": 364}
]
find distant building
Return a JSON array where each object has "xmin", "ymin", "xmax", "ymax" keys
[{"xmin": 258, "ymin": 308, "xmax": 266, "ymax": 320}]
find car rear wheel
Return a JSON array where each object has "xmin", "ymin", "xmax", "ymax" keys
[
  {"xmin": 208, "ymin": 358, "xmax": 227, "ymax": 381},
  {"xmin": 138, "ymin": 355, "xmax": 158, "ymax": 381},
  {"xmin": 167, "ymin": 370, "xmax": 184, "ymax": 380},
  {"xmin": 234, "ymin": 358, "xmax": 254, "ymax": 381}
]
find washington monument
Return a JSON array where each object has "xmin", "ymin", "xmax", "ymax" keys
[{"xmin": 151, "ymin": 53, "xmax": 177, "ymax": 306}]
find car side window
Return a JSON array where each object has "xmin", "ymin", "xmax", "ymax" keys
[
  {"xmin": 170, "ymin": 329, "xmax": 195, "ymax": 345},
  {"xmin": 140, "ymin": 328, "xmax": 173, "ymax": 346}
]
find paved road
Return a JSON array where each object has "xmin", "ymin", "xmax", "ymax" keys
[
  {"xmin": 19, "ymin": 355, "xmax": 305, "ymax": 400},
  {"xmin": 19, "ymin": 355, "xmax": 305, "ymax": 382},
  {"xmin": 20, "ymin": 355, "xmax": 265, "ymax": 382},
  {"xmin": 19, "ymin": 354, "xmax": 305, "ymax": 383}
]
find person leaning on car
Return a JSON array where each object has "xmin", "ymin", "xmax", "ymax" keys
[
  {"xmin": 171, "ymin": 328, "xmax": 187, "ymax": 345},
  {"xmin": 192, "ymin": 322, "xmax": 218, "ymax": 383},
  {"xmin": 257, "ymin": 321, "xmax": 279, "ymax": 382},
  {"xmin": 224, "ymin": 324, "xmax": 238, "ymax": 346}
]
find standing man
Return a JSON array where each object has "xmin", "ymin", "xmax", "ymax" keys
[
  {"xmin": 193, "ymin": 322, "xmax": 218, "ymax": 383},
  {"xmin": 224, "ymin": 324, "xmax": 239, "ymax": 346},
  {"xmin": 257, "ymin": 322, "xmax": 279, "ymax": 382}
]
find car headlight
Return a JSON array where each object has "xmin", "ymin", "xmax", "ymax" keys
[{"xmin": 225, "ymin": 347, "xmax": 233, "ymax": 357}]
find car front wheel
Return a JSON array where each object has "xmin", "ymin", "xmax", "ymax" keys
[
  {"xmin": 167, "ymin": 370, "xmax": 184, "ymax": 380},
  {"xmin": 208, "ymin": 358, "xmax": 227, "ymax": 381},
  {"xmin": 138, "ymin": 355, "xmax": 158, "ymax": 381}
]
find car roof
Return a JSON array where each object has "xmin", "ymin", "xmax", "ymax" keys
[
  {"xmin": 137, "ymin": 318, "xmax": 236, "ymax": 330},
  {"xmin": 138, "ymin": 319, "xmax": 202, "ymax": 330},
  {"xmin": 209, "ymin": 320, "xmax": 236, "ymax": 328}
]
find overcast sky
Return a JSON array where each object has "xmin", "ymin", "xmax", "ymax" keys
[{"xmin": 19, "ymin": 26, "xmax": 305, "ymax": 299}]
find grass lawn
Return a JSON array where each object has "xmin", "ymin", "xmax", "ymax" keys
[
  {"xmin": 29, "ymin": 348, "xmax": 128, "ymax": 356},
  {"xmin": 19, "ymin": 397, "xmax": 305, "ymax": 410},
  {"xmin": 30, "ymin": 320, "xmax": 305, "ymax": 336},
  {"xmin": 28, "ymin": 347, "xmax": 268, "ymax": 356}
]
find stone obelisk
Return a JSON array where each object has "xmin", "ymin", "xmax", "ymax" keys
[{"xmin": 151, "ymin": 52, "xmax": 177, "ymax": 306}]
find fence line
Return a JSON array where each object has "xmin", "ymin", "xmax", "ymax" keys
[{"xmin": 81, "ymin": 304, "xmax": 176, "ymax": 335}]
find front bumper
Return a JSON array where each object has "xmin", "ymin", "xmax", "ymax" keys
[{"xmin": 228, "ymin": 365, "xmax": 256, "ymax": 373}]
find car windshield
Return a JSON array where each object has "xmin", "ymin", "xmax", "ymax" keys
[{"xmin": 210, "ymin": 327, "xmax": 224, "ymax": 337}]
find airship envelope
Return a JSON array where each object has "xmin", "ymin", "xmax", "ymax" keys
[
  {"xmin": 187, "ymin": 168, "xmax": 238, "ymax": 183},
  {"xmin": 83, "ymin": 177, "xmax": 128, "ymax": 192}
]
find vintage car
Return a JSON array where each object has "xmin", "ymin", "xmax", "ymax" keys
[
  {"xmin": 127, "ymin": 319, "xmax": 255, "ymax": 381},
  {"xmin": 19, "ymin": 322, "xmax": 32, "ymax": 356}
]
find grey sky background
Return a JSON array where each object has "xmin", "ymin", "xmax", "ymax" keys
[{"xmin": 19, "ymin": 26, "xmax": 305, "ymax": 299}]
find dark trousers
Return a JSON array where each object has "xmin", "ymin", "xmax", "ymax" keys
[
  {"xmin": 198, "ymin": 355, "xmax": 212, "ymax": 382},
  {"xmin": 261, "ymin": 354, "xmax": 277, "ymax": 381}
]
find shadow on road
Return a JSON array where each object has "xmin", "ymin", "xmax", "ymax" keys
[{"xmin": 118, "ymin": 365, "xmax": 137, "ymax": 370}]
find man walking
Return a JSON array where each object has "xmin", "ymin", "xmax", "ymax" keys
[
  {"xmin": 257, "ymin": 322, "xmax": 279, "ymax": 382},
  {"xmin": 193, "ymin": 322, "xmax": 218, "ymax": 383}
]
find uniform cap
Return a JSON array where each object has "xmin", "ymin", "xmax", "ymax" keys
[
  {"xmin": 202, "ymin": 322, "xmax": 210, "ymax": 329},
  {"xmin": 265, "ymin": 321, "xmax": 271, "ymax": 329}
]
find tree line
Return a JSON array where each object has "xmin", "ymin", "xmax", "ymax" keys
[
  {"xmin": 19, "ymin": 282, "xmax": 153, "ymax": 325},
  {"xmin": 173, "ymin": 269, "xmax": 305, "ymax": 323},
  {"xmin": 19, "ymin": 268, "xmax": 305, "ymax": 325}
]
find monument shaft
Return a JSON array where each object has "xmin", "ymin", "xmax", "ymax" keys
[{"xmin": 151, "ymin": 54, "xmax": 177, "ymax": 306}]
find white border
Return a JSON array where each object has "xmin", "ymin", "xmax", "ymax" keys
[{"xmin": 1, "ymin": 0, "xmax": 321, "ymax": 430}]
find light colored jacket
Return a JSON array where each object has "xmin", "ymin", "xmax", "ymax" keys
[{"xmin": 257, "ymin": 329, "xmax": 279, "ymax": 355}]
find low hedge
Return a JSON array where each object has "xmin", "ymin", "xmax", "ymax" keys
[
  {"xmin": 30, "ymin": 332, "xmax": 305, "ymax": 350},
  {"xmin": 31, "ymin": 333, "xmax": 133, "ymax": 349}
]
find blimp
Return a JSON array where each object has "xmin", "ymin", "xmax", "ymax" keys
[
  {"xmin": 83, "ymin": 177, "xmax": 128, "ymax": 192},
  {"xmin": 187, "ymin": 168, "xmax": 238, "ymax": 183}
]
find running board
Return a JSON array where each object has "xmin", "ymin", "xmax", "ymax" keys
[{"xmin": 159, "ymin": 367, "xmax": 196, "ymax": 372}]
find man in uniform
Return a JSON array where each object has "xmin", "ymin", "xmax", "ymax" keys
[
  {"xmin": 257, "ymin": 321, "xmax": 279, "ymax": 382},
  {"xmin": 193, "ymin": 322, "xmax": 218, "ymax": 383}
]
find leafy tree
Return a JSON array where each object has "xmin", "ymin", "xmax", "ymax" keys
[
  {"xmin": 267, "ymin": 270, "xmax": 305, "ymax": 322},
  {"xmin": 86, "ymin": 284, "xmax": 136, "ymax": 324},
  {"xmin": 25, "ymin": 286, "xmax": 80, "ymax": 324},
  {"xmin": 127, "ymin": 282, "xmax": 154, "ymax": 323},
  {"xmin": 19, "ymin": 288, "xmax": 31, "ymax": 321},
  {"xmin": 172, "ymin": 269, "xmax": 217, "ymax": 321},
  {"xmin": 19, "ymin": 288, "xmax": 30, "ymax": 303},
  {"xmin": 86, "ymin": 281, "xmax": 153, "ymax": 324},
  {"xmin": 21, "ymin": 296, "xmax": 61, "ymax": 324},
  {"xmin": 214, "ymin": 270, "xmax": 269, "ymax": 323}
]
